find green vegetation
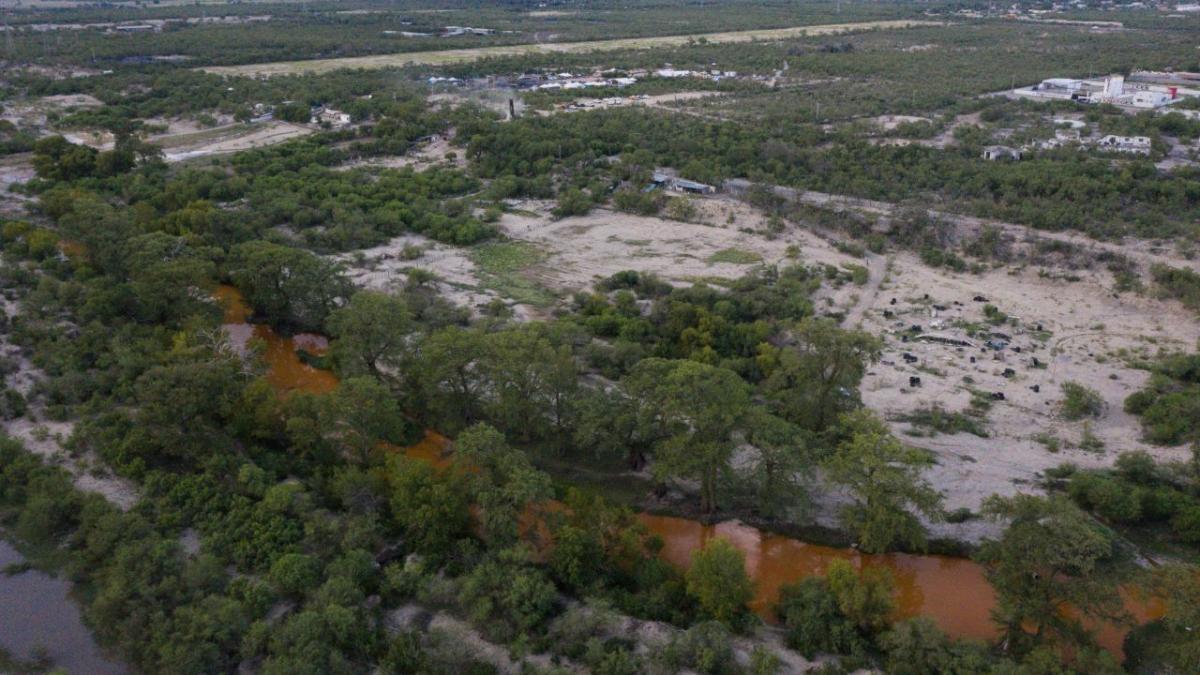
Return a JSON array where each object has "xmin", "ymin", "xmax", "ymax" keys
[
  {"xmin": 5, "ymin": 2, "xmax": 1200, "ymax": 673},
  {"xmin": 1124, "ymin": 353, "xmax": 1200, "ymax": 445},
  {"xmin": 823, "ymin": 411, "xmax": 943, "ymax": 553},
  {"xmin": 897, "ymin": 404, "xmax": 988, "ymax": 438},
  {"xmin": 1061, "ymin": 381, "xmax": 1105, "ymax": 421},
  {"xmin": 976, "ymin": 494, "xmax": 1131, "ymax": 663},
  {"xmin": 685, "ymin": 539, "xmax": 755, "ymax": 626},
  {"xmin": 1057, "ymin": 452, "xmax": 1200, "ymax": 560},
  {"xmin": 708, "ymin": 248, "xmax": 763, "ymax": 265},
  {"xmin": 467, "ymin": 241, "xmax": 555, "ymax": 308}
]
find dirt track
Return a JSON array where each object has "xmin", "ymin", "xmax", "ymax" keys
[{"xmin": 200, "ymin": 20, "xmax": 941, "ymax": 77}]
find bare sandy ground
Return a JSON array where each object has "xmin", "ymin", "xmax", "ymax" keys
[
  {"xmin": 0, "ymin": 94, "xmax": 102, "ymax": 129},
  {"xmin": 158, "ymin": 121, "xmax": 313, "ymax": 161},
  {"xmin": 869, "ymin": 114, "xmax": 932, "ymax": 131},
  {"xmin": 0, "ymin": 154, "xmax": 35, "ymax": 216},
  {"xmin": 856, "ymin": 252, "xmax": 1198, "ymax": 539},
  {"xmin": 335, "ymin": 196, "xmax": 866, "ymax": 319},
  {"xmin": 496, "ymin": 197, "xmax": 863, "ymax": 292},
  {"xmin": 336, "ymin": 134, "xmax": 466, "ymax": 172},
  {"xmin": 201, "ymin": 20, "xmax": 942, "ymax": 77},
  {"xmin": 2, "ymin": 95, "xmax": 310, "ymax": 164},
  {"xmin": 549, "ymin": 90, "xmax": 727, "ymax": 116},
  {"xmin": 331, "ymin": 233, "xmax": 533, "ymax": 319}
]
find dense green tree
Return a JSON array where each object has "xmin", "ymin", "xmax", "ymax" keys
[
  {"xmin": 745, "ymin": 410, "xmax": 811, "ymax": 517},
  {"xmin": 457, "ymin": 546, "xmax": 559, "ymax": 643},
  {"xmin": 976, "ymin": 494, "xmax": 1133, "ymax": 655},
  {"xmin": 823, "ymin": 411, "xmax": 943, "ymax": 553},
  {"xmin": 455, "ymin": 423, "xmax": 552, "ymax": 546},
  {"xmin": 825, "ymin": 559, "xmax": 895, "ymax": 633},
  {"xmin": 328, "ymin": 290, "xmax": 412, "ymax": 382},
  {"xmin": 415, "ymin": 326, "xmax": 487, "ymax": 433},
  {"xmin": 123, "ymin": 346, "xmax": 247, "ymax": 470},
  {"xmin": 268, "ymin": 553, "xmax": 322, "ymax": 598},
  {"xmin": 124, "ymin": 232, "xmax": 219, "ymax": 325},
  {"xmin": 229, "ymin": 241, "xmax": 350, "ymax": 331},
  {"xmin": 322, "ymin": 377, "xmax": 411, "ymax": 464},
  {"xmin": 481, "ymin": 326, "xmax": 578, "ymax": 443},
  {"xmin": 387, "ymin": 456, "xmax": 472, "ymax": 559},
  {"xmin": 775, "ymin": 576, "xmax": 868, "ymax": 658},
  {"xmin": 763, "ymin": 319, "xmax": 881, "ymax": 432},
  {"xmin": 632, "ymin": 358, "xmax": 751, "ymax": 512},
  {"xmin": 32, "ymin": 135, "xmax": 98, "ymax": 181}
]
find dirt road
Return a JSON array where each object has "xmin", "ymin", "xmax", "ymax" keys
[{"xmin": 201, "ymin": 20, "xmax": 941, "ymax": 77}]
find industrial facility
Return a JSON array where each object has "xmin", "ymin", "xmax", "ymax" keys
[{"xmin": 1014, "ymin": 71, "xmax": 1200, "ymax": 110}]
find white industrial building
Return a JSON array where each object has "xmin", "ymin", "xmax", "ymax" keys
[{"xmin": 1019, "ymin": 72, "xmax": 1198, "ymax": 110}]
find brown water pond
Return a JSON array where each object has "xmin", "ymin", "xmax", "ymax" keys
[
  {"xmin": 216, "ymin": 287, "xmax": 1164, "ymax": 657},
  {"xmin": 215, "ymin": 285, "xmax": 338, "ymax": 395}
]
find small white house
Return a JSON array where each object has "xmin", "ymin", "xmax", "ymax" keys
[
  {"xmin": 982, "ymin": 145, "xmax": 1022, "ymax": 161},
  {"xmin": 1096, "ymin": 135, "xmax": 1151, "ymax": 154}
]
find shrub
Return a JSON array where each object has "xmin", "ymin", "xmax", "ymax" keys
[
  {"xmin": 879, "ymin": 617, "xmax": 953, "ymax": 675},
  {"xmin": 553, "ymin": 188, "xmax": 593, "ymax": 218},
  {"xmin": 457, "ymin": 548, "xmax": 558, "ymax": 643},
  {"xmin": 661, "ymin": 621, "xmax": 736, "ymax": 675},
  {"xmin": 685, "ymin": 538, "xmax": 754, "ymax": 627},
  {"xmin": 1115, "ymin": 451, "xmax": 1158, "ymax": 484},
  {"xmin": 826, "ymin": 559, "xmax": 895, "ymax": 633},
  {"xmin": 775, "ymin": 577, "xmax": 868, "ymax": 658},
  {"xmin": 1060, "ymin": 382, "xmax": 1104, "ymax": 420},
  {"xmin": 1171, "ymin": 505, "xmax": 1200, "ymax": 545},
  {"xmin": 268, "ymin": 553, "xmax": 322, "ymax": 598}
]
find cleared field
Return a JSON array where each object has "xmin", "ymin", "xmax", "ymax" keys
[{"xmin": 201, "ymin": 19, "xmax": 941, "ymax": 77}]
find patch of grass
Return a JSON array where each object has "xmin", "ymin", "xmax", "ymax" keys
[
  {"xmin": 1034, "ymin": 432, "xmax": 1062, "ymax": 453},
  {"xmin": 469, "ymin": 241, "xmax": 557, "ymax": 308},
  {"xmin": 682, "ymin": 275, "xmax": 736, "ymax": 288},
  {"xmin": 843, "ymin": 263, "xmax": 869, "ymax": 285},
  {"xmin": 944, "ymin": 507, "xmax": 977, "ymax": 523},
  {"xmin": 707, "ymin": 248, "xmax": 763, "ymax": 265},
  {"xmin": 895, "ymin": 405, "xmax": 988, "ymax": 438},
  {"xmin": 1, "ymin": 561, "xmax": 33, "ymax": 576},
  {"xmin": 1077, "ymin": 422, "xmax": 1105, "ymax": 453}
]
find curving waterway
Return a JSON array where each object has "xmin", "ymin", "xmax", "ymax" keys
[{"xmin": 216, "ymin": 286, "xmax": 1163, "ymax": 657}]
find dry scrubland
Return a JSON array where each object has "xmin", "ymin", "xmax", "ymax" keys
[
  {"xmin": 200, "ymin": 19, "xmax": 940, "ymax": 77},
  {"xmin": 336, "ymin": 181, "xmax": 1200, "ymax": 540}
]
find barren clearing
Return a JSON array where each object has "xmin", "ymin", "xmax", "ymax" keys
[
  {"xmin": 334, "ymin": 134, "xmax": 465, "ymax": 172},
  {"xmin": 200, "ymin": 20, "xmax": 941, "ymax": 77},
  {"xmin": 157, "ymin": 120, "xmax": 313, "ymax": 161},
  {"xmin": 496, "ymin": 197, "xmax": 863, "ymax": 293},
  {"xmin": 858, "ymin": 253, "xmax": 1198, "ymax": 541}
]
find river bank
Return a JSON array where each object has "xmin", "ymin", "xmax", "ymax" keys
[{"xmin": 215, "ymin": 285, "xmax": 1163, "ymax": 659}]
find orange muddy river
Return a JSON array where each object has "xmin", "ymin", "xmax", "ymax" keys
[
  {"xmin": 216, "ymin": 286, "xmax": 1163, "ymax": 656},
  {"xmin": 215, "ymin": 285, "xmax": 338, "ymax": 394}
]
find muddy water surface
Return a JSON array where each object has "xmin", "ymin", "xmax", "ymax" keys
[{"xmin": 215, "ymin": 285, "xmax": 338, "ymax": 394}]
